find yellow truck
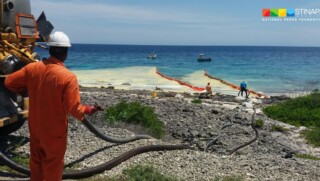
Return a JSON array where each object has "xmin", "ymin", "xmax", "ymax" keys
[{"xmin": 0, "ymin": 0, "xmax": 53, "ymax": 135}]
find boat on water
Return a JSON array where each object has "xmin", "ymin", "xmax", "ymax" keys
[
  {"xmin": 197, "ymin": 53, "xmax": 212, "ymax": 62},
  {"xmin": 147, "ymin": 53, "xmax": 157, "ymax": 59}
]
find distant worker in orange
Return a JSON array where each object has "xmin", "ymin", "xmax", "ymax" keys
[
  {"xmin": 206, "ymin": 82, "xmax": 212, "ymax": 95},
  {"xmin": 199, "ymin": 82, "xmax": 212, "ymax": 98},
  {"xmin": 5, "ymin": 32, "xmax": 101, "ymax": 181}
]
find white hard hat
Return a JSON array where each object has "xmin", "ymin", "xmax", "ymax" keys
[{"xmin": 47, "ymin": 31, "xmax": 71, "ymax": 47}]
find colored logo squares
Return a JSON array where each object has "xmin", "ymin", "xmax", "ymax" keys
[
  {"xmin": 287, "ymin": 9, "xmax": 295, "ymax": 17},
  {"xmin": 271, "ymin": 9, "xmax": 279, "ymax": 17},
  {"xmin": 279, "ymin": 9, "xmax": 286, "ymax": 17},
  {"xmin": 262, "ymin": 9, "xmax": 270, "ymax": 17},
  {"xmin": 262, "ymin": 8, "xmax": 295, "ymax": 17}
]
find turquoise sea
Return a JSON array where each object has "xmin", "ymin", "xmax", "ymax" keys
[{"xmin": 36, "ymin": 45, "xmax": 320, "ymax": 95}]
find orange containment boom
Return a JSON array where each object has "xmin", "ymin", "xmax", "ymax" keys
[
  {"xmin": 204, "ymin": 70, "xmax": 269, "ymax": 98},
  {"xmin": 156, "ymin": 68, "xmax": 205, "ymax": 92}
]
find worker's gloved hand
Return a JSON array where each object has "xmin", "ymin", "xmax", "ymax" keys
[{"xmin": 84, "ymin": 105, "xmax": 102, "ymax": 115}]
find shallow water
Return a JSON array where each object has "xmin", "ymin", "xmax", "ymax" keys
[{"xmin": 36, "ymin": 45, "xmax": 320, "ymax": 95}]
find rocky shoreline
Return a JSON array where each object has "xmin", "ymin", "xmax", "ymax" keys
[{"xmin": 1, "ymin": 87, "xmax": 319, "ymax": 180}]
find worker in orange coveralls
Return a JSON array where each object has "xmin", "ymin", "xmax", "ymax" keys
[
  {"xmin": 205, "ymin": 82, "xmax": 212, "ymax": 95},
  {"xmin": 5, "ymin": 31, "xmax": 101, "ymax": 181}
]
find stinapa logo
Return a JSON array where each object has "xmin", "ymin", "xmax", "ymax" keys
[
  {"xmin": 262, "ymin": 8, "xmax": 295, "ymax": 17},
  {"xmin": 262, "ymin": 8, "xmax": 320, "ymax": 21}
]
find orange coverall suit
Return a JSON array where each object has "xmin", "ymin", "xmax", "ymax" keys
[{"xmin": 5, "ymin": 56, "xmax": 86, "ymax": 181}]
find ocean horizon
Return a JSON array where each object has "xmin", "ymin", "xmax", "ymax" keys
[
  {"xmin": 35, "ymin": 44, "xmax": 320, "ymax": 96},
  {"xmin": 51, "ymin": 43, "xmax": 320, "ymax": 48}
]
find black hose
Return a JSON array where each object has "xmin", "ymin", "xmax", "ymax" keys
[
  {"xmin": 0, "ymin": 118, "xmax": 190, "ymax": 179},
  {"xmin": 204, "ymin": 123, "xmax": 232, "ymax": 152},
  {"xmin": 82, "ymin": 118, "xmax": 152, "ymax": 143},
  {"xmin": 0, "ymin": 143, "xmax": 190, "ymax": 179},
  {"xmin": 205, "ymin": 113, "xmax": 237, "ymax": 152},
  {"xmin": 63, "ymin": 144, "xmax": 190, "ymax": 179},
  {"xmin": 0, "ymin": 150, "xmax": 29, "ymax": 175},
  {"xmin": 0, "ymin": 142, "xmax": 191, "ymax": 179},
  {"xmin": 228, "ymin": 107, "xmax": 259, "ymax": 155}
]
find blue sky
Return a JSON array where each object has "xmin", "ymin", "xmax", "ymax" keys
[{"xmin": 31, "ymin": 0, "xmax": 320, "ymax": 46}]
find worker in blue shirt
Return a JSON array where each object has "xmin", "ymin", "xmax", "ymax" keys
[{"xmin": 239, "ymin": 81, "xmax": 248, "ymax": 98}]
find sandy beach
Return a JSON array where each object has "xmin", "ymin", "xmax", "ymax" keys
[{"xmin": 73, "ymin": 66, "xmax": 248, "ymax": 97}]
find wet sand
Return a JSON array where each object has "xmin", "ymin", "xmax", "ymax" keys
[{"xmin": 73, "ymin": 66, "xmax": 241, "ymax": 96}]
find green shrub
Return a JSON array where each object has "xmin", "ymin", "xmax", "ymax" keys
[
  {"xmin": 105, "ymin": 101, "xmax": 165, "ymax": 138},
  {"xmin": 263, "ymin": 92, "xmax": 320, "ymax": 127},
  {"xmin": 271, "ymin": 125, "xmax": 288, "ymax": 132},
  {"xmin": 254, "ymin": 119, "xmax": 264, "ymax": 128},
  {"xmin": 80, "ymin": 165, "xmax": 177, "ymax": 181},
  {"xmin": 263, "ymin": 91, "xmax": 320, "ymax": 146},
  {"xmin": 301, "ymin": 128, "xmax": 320, "ymax": 147},
  {"xmin": 123, "ymin": 165, "xmax": 177, "ymax": 181},
  {"xmin": 191, "ymin": 99, "xmax": 202, "ymax": 104},
  {"xmin": 12, "ymin": 154, "xmax": 29, "ymax": 167},
  {"xmin": 79, "ymin": 177, "xmax": 117, "ymax": 181},
  {"xmin": 295, "ymin": 153, "xmax": 320, "ymax": 160},
  {"xmin": 0, "ymin": 153, "xmax": 29, "ymax": 174}
]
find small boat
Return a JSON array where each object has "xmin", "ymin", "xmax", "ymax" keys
[
  {"xmin": 197, "ymin": 53, "xmax": 211, "ymax": 62},
  {"xmin": 147, "ymin": 53, "xmax": 157, "ymax": 59}
]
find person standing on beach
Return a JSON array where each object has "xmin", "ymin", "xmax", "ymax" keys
[
  {"xmin": 5, "ymin": 31, "xmax": 101, "ymax": 181},
  {"xmin": 239, "ymin": 81, "xmax": 248, "ymax": 98}
]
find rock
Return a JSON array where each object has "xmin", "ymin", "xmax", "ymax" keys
[
  {"xmin": 175, "ymin": 94, "xmax": 184, "ymax": 98},
  {"xmin": 190, "ymin": 130, "xmax": 199, "ymax": 137},
  {"xmin": 255, "ymin": 108, "xmax": 263, "ymax": 114},
  {"xmin": 211, "ymin": 108, "xmax": 220, "ymax": 114},
  {"xmin": 222, "ymin": 103, "xmax": 238, "ymax": 110},
  {"xmin": 272, "ymin": 95, "xmax": 290, "ymax": 100},
  {"xmin": 155, "ymin": 87, "xmax": 163, "ymax": 91},
  {"xmin": 284, "ymin": 152, "xmax": 294, "ymax": 158},
  {"xmin": 246, "ymin": 172, "xmax": 255, "ymax": 178},
  {"xmin": 243, "ymin": 108, "xmax": 254, "ymax": 114},
  {"xmin": 242, "ymin": 101, "xmax": 253, "ymax": 108},
  {"xmin": 235, "ymin": 96, "xmax": 246, "ymax": 102},
  {"xmin": 164, "ymin": 92, "xmax": 177, "ymax": 97},
  {"xmin": 182, "ymin": 131, "xmax": 189, "ymax": 138},
  {"xmin": 250, "ymin": 98, "xmax": 263, "ymax": 104},
  {"xmin": 182, "ymin": 108, "xmax": 190, "ymax": 112}
]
